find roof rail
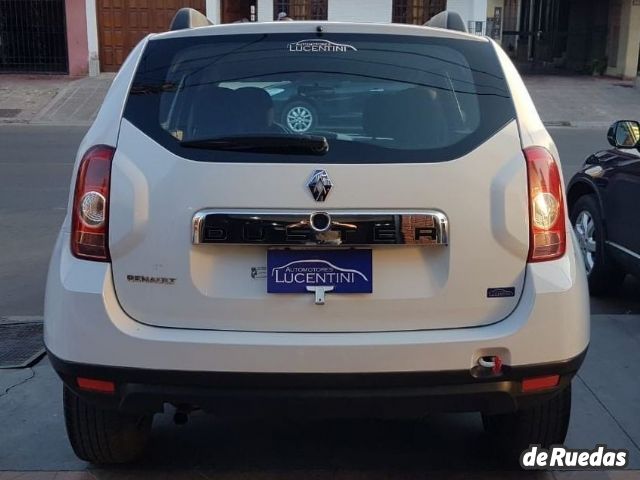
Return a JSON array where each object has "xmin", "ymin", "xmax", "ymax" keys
[
  {"xmin": 170, "ymin": 8, "xmax": 212, "ymax": 31},
  {"xmin": 424, "ymin": 11, "xmax": 467, "ymax": 33}
]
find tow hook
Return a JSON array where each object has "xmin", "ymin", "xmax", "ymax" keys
[
  {"xmin": 478, "ymin": 355, "xmax": 503, "ymax": 374},
  {"xmin": 472, "ymin": 355, "xmax": 504, "ymax": 378}
]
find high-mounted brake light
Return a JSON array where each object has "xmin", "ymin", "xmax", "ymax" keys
[
  {"xmin": 525, "ymin": 146, "xmax": 566, "ymax": 262},
  {"xmin": 71, "ymin": 145, "xmax": 115, "ymax": 261}
]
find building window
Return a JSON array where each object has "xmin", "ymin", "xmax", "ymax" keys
[
  {"xmin": 501, "ymin": 0, "xmax": 520, "ymax": 56},
  {"xmin": 503, "ymin": 0, "xmax": 519, "ymax": 32},
  {"xmin": 274, "ymin": 0, "xmax": 328, "ymax": 20},
  {"xmin": 392, "ymin": 0, "xmax": 446, "ymax": 25},
  {"xmin": 467, "ymin": 21, "xmax": 485, "ymax": 36}
]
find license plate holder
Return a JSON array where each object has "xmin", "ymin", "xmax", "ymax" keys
[{"xmin": 267, "ymin": 249, "xmax": 372, "ymax": 294}]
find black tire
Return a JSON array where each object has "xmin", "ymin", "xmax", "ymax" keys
[
  {"xmin": 282, "ymin": 100, "xmax": 317, "ymax": 133},
  {"xmin": 482, "ymin": 384, "xmax": 572, "ymax": 462},
  {"xmin": 570, "ymin": 194, "xmax": 625, "ymax": 296},
  {"xmin": 63, "ymin": 385, "xmax": 152, "ymax": 464}
]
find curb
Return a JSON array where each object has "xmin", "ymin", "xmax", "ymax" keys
[
  {"xmin": 544, "ymin": 121, "xmax": 613, "ymax": 129},
  {"xmin": 0, "ymin": 315, "xmax": 44, "ymax": 325},
  {"xmin": 29, "ymin": 119, "xmax": 93, "ymax": 127}
]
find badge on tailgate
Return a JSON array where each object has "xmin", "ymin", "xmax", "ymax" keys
[{"xmin": 192, "ymin": 210, "xmax": 449, "ymax": 246}]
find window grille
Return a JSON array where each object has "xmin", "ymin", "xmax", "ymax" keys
[
  {"xmin": 392, "ymin": 0, "xmax": 446, "ymax": 24},
  {"xmin": 274, "ymin": 0, "xmax": 328, "ymax": 20},
  {"xmin": 0, "ymin": 0, "xmax": 68, "ymax": 73}
]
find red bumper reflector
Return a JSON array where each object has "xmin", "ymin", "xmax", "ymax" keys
[
  {"xmin": 77, "ymin": 377, "xmax": 116, "ymax": 394},
  {"xmin": 522, "ymin": 374, "xmax": 560, "ymax": 393}
]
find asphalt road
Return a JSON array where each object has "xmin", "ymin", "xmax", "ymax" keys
[
  {"xmin": 1, "ymin": 125, "xmax": 640, "ymax": 476},
  {"xmin": 0, "ymin": 126, "xmax": 85, "ymax": 319},
  {"xmin": 1, "ymin": 124, "xmax": 639, "ymax": 318}
]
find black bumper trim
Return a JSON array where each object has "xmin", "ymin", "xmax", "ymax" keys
[{"xmin": 48, "ymin": 348, "xmax": 587, "ymax": 416}]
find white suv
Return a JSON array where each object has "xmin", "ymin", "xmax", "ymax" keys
[{"xmin": 45, "ymin": 10, "xmax": 589, "ymax": 464}]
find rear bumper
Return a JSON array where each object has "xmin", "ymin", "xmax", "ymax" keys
[
  {"xmin": 49, "ymin": 349, "xmax": 586, "ymax": 416},
  {"xmin": 44, "ymin": 229, "xmax": 590, "ymax": 374}
]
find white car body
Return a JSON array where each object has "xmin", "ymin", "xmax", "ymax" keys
[{"xmin": 45, "ymin": 19, "xmax": 589, "ymax": 463}]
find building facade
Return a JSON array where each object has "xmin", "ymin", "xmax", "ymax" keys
[
  {"xmin": 484, "ymin": 0, "xmax": 640, "ymax": 79},
  {"xmin": 0, "ymin": 0, "xmax": 86, "ymax": 75},
  {"xmin": 0, "ymin": 0, "xmax": 638, "ymax": 80},
  {"xmin": 82, "ymin": 0, "xmax": 488, "ymax": 73}
]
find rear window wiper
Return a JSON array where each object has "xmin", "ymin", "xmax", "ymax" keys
[{"xmin": 180, "ymin": 134, "xmax": 329, "ymax": 155}]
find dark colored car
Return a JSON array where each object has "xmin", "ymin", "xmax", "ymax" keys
[
  {"xmin": 567, "ymin": 120, "xmax": 640, "ymax": 295},
  {"xmin": 267, "ymin": 79, "xmax": 407, "ymax": 133}
]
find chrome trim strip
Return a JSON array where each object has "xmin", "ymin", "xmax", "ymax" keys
[
  {"xmin": 192, "ymin": 209, "xmax": 449, "ymax": 246},
  {"xmin": 606, "ymin": 241, "xmax": 640, "ymax": 260}
]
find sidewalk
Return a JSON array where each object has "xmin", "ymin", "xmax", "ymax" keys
[
  {"xmin": 0, "ymin": 76, "xmax": 71, "ymax": 124},
  {"xmin": 525, "ymin": 75, "xmax": 640, "ymax": 128},
  {"xmin": 0, "ymin": 73, "xmax": 639, "ymax": 128},
  {"xmin": 0, "ymin": 74, "xmax": 113, "ymax": 127},
  {"xmin": 32, "ymin": 74, "xmax": 113, "ymax": 126}
]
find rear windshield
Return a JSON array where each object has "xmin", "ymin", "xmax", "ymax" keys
[{"xmin": 124, "ymin": 32, "xmax": 515, "ymax": 163}]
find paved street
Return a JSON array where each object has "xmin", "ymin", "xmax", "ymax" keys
[
  {"xmin": 0, "ymin": 126, "xmax": 86, "ymax": 318},
  {"xmin": 1, "ymin": 124, "xmax": 640, "ymax": 478}
]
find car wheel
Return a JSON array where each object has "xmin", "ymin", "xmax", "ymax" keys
[
  {"xmin": 63, "ymin": 385, "xmax": 152, "ymax": 464},
  {"xmin": 482, "ymin": 384, "xmax": 571, "ymax": 461},
  {"xmin": 283, "ymin": 101, "xmax": 316, "ymax": 133},
  {"xmin": 570, "ymin": 194, "xmax": 625, "ymax": 296}
]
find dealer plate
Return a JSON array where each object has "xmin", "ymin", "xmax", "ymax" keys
[{"xmin": 267, "ymin": 249, "xmax": 372, "ymax": 294}]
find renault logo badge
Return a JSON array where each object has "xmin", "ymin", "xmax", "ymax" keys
[{"xmin": 307, "ymin": 169, "xmax": 332, "ymax": 202}]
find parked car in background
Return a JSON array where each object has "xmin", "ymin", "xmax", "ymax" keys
[
  {"xmin": 220, "ymin": 80, "xmax": 407, "ymax": 133},
  {"xmin": 269, "ymin": 80, "xmax": 407, "ymax": 133},
  {"xmin": 568, "ymin": 120, "xmax": 640, "ymax": 295}
]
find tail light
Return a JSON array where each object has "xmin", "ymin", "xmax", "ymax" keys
[
  {"xmin": 71, "ymin": 145, "xmax": 115, "ymax": 261},
  {"xmin": 525, "ymin": 146, "xmax": 566, "ymax": 262}
]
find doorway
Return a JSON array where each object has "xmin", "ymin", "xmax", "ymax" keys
[
  {"xmin": 0, "ymin": 0, "xmax": 68, "ymax": 73},
  {"xmin": 96, "ymin": 0, "xmax": 206, "ymax": 72},
  {"xmin": 510, "ymin": 0, "xmax": 569, "ymax": 70},
  {"xmin": 221, "ymin": 0, "xmax": 257, "ymax": 23}
]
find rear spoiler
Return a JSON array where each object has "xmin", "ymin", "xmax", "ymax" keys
[
  {"xmin": 424, "ymin": 11, "xmax": 467, "ymax": 33},
  {"xmin": 170, "ymin": 8, "xmax": 212, "ymax": 30}
]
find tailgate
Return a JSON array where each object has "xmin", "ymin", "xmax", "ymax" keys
[{"xmin": 109, "ymin": 120, "xmax": 529, "ymax": 332}]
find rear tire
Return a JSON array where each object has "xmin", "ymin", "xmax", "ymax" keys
[
  {"xmin": 482, "ymin": 384, "xmax": 571, "ymax": 461},
  {"xmin": 570, "ymin": 194, "xmax": 625, "ymax": 296},
  {"xmin": 63, "ymin": 385, "xmax": 152, "ymax": 464}
]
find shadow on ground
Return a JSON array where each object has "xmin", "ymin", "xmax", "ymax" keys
[
  {"xmin": 108, "ymin": 411, "xmax": 509, "ymax": 473},
  {"xmin": 591, "ymin": 276, "xmax": 640, "ymax": 315}
]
